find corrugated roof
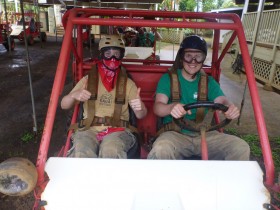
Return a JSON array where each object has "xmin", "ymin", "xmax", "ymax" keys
[{"xmin": 235, "ymin": 0, "xmax": 277, "ymax": 3}]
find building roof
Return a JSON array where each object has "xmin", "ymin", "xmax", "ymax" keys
[
  {"xmin": 234, "ymin": 0, "xmax": 279, "ymax": 11},
  {"xmin": 211, "ymin": 7, "xmax": 243, "ymax": 18},
  {"xmin": 27, "ymin": 0, "xmax": 163, "ymax": 10}
]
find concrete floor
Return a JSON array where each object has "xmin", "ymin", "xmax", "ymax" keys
[{"xmin": 220, "ymin": 53, "xmax": 280, "ymax": 137}]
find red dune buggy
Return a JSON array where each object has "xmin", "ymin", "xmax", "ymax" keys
[
  {"xmin": 10, "ymin": 13, "xmax": 47, "ymax": 45},
  {"xmin": 0, "ymin": 8, "xmax": 279, "ymax": 210},
  {"xmin": 0, "ymin": 22, "xmax": 15, "ymax": 51}
]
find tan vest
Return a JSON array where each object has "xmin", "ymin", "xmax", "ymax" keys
[{"xmin": 71, "ymin": 74, "xmax": 138, "ymax": 131}]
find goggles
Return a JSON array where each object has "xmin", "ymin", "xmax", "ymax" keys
[
  {"xmin": 101, "ymin": 47, "xmax": 124, "ymax": 61},
  {"xmin": 182, "ymin": 50, "xmax": 206, "ymax": 64}
]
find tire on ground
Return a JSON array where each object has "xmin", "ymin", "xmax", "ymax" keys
[
  {"xmin": 40, "ymin": 32, "xmax": 47, "ymax": 42},
  {"xmin": 3, "ymin": 38, "xmax": 15, "ymax": 51},
  {"xmin": 27, "ymin": 35, "xmax": 34, "ymax": 45},
  {"xmin": 0, "ymin": 157, "xmax": 38, "ymax": 196}
]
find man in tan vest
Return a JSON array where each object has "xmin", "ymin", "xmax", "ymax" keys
[{"xmin": 61, "ymin": 35, "xmax": 147, "ymax": 158}]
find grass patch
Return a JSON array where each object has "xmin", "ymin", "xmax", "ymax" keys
[
  {"xmin": 225, "ymin": 127, "xmax": 280, "ymax": 172},
  {"xmin": 241, "ymin": 134, "xmax": 262, "ymax": 157},
  {"xmin": 20, "ymin": 126, "xmax": 43, "ymax": 143},
  {"xmin": 21, "ymin": 132, "xmax": 34, "ymax": 143}
]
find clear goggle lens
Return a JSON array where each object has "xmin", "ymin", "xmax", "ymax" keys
[
  {"xmin": 182, "ymin": 51, "xmax": 206, "ymax": 63},
  {"xmin": 101, "ymin": 48, "xmax": 124, "ymax": 61}
]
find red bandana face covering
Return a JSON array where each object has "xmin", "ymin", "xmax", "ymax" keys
[
  {"xmin": 102, "ymin": 58, "xmax": 121, "ymax": 71},
  {"xmin": 97, "ymin": 61, "xmax": 120, "ymax": 92}
]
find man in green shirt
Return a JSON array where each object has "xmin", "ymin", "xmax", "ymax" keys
[
  {"xmin": 136, "ymin": 27, "xmax": 162, "ymax": 47},
  {"xmin": 148, "ymin": 35, "xmax": 250, "ymax": 160}
]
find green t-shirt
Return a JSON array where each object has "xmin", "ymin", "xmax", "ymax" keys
[
  {"xmin": 138, "ymin": 32, "xmax": 155, "ymax": 47},
  {"xmin": 156, "ymin": 69, "xmax": 225, "ymax": 133}
]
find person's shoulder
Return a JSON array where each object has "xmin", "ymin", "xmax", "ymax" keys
[
  {"xmin": 158, "ymin": 72, "xmax": 171, "ymax": 84},
  {"xmin": 207, "ymin": 75, "xmax": 218, "ymax": 83},
  {"xmin": 126, "ymin": 77, "xmax": 137, "ymax": 88}
]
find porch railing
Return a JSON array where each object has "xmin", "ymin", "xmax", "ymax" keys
[{"xmin": 223, "ymin": 9, "xmax": 280, "ymax": 91}]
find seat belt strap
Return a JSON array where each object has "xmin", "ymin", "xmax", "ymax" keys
[
  {"xmin": 70, "ymin": 65, "xmax": 135, "ymax": 131},
  {"xmin": 157, "ymin": 69, "xmax": 208, "ymax": 135},
  {"xmin": 112, "ymin": 66, "xmax": 127, "ymax": 127},
  {"xmin": 68, "ymin": 65, "xmax": 98, "ymax": 131},
  {"xmin": 196, "ymin": 70, "xmax": 208, "ymax": 123},
  {"xmin": 156, "ymin": 70, "xmax": 181, "ymax": 135},
  {"xmin": 168, "ymin": 71, "xmax": 181, "ymax": 102}
]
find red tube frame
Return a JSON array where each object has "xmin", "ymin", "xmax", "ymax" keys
[{"xmin": 35, "ymin": 8, "xmax": 278, "ymax": 203}]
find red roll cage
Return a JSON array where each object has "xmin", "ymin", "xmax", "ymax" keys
[{"xmin": 34, "ymin": 8, "xmax": 279, "ymax": 209}]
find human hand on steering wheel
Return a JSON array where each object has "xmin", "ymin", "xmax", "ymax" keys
[
  {"xmin": 222, "ymin": 104, "xmax": 240, "ymax": 120},
  {"xmin": 173, "ymin": 101, "xmax": 232, "ymax": 132},
  {"xmin": 170, "ymin": 103, "xmax": 190, "ymax": 119}
]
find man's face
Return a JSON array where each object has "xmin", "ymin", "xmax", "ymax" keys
[
  {"xmin": 182, "ymin": 49, "xmax": 205, "ymax": 76},
  {"xmin": 138, "ymin": 28, "xmax": 144, "ymax": 35},
  {"xmin": 101, "ymin": 47, "xmax": 124, "ymax": 71}
]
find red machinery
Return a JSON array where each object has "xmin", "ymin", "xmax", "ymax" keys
[
  {"xmin": 0, "ymin": 23, "xmax": 15, "ymax": 51},
  {"xmin": 1, "ymin": 8, "xmax": 279, "ymax": 210},
  {"xmin": 10, "ymin": 13, "xmax": 47, "ymax": 45}
]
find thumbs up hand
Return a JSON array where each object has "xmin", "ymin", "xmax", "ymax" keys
[
  {"xmin": 70, "ymin": 78, "xmax": 92, "ymax": 102},
  {"xmin": 129, "ymin": 88, "xmax": 143, "ymax": 111}
]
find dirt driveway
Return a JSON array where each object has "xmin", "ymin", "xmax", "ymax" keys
[{"xmin": 0, "ymin": 36, "xmax": 69, "ymax": 209}]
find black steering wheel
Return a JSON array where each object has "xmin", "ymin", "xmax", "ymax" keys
[{"xmin": 174, "ymin": 101, "xmax": 231, "ymax": 132}]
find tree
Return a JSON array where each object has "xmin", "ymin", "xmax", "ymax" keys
[
  {"xmin": 201, "ymin": 0, "xmax": 216, "ymax": 12},
  {"xmin": 221, "ymin": 0, "xmax": 238, "ymax": 8},
  {"xmin": 179, "ymin": 0, "xmax": 217, "ymax": 12},
  {"xmin": 179, "ymin": 0, "xmax": 196, "ymax": 12},
  {"xmin": 160, "ymin": 0, "xmax": 175, "ymax": 11},
  {"xmin": 216, "ymin": 0, "xmax": 224, "ymax": 9}
]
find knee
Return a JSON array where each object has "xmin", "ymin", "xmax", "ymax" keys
[
  {"xmin": 71, "ymin": 132, "xmax": 98, "ymax": 158},
  {"xmin": 71, "ymin": 140, "xmax": 98, "ymax": 158},
  {"xmin": 229, "ymin": 140, "xmax": 250, "ymax": 161},
  {"xmin": 74, "ymin": 148, "xmax": 98, "ymax": 158},
  {"xmin": 238, "ymin": 141, "xmax": 250, "ymax": 160},
  {"xmin": 148, "ymin": 140, "xmax": 176, "ymax": 159},
  {"xmin": 99, "ymin": 144, "xmax": 127, "ymax": 159}
]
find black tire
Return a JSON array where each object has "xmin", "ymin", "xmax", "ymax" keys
[
  {"xmin": 3, "ymin": 42, "xmax": 8, "ymax": 51},
  {"xmin": 27, "ymin": 35, "xmax": 34, "ymax": 45},
  {"xmin": 90, "ymin": 34, "xmax": 95, "ymax": 43},
  {"xmin": 83, "ymin": 34, "xmax": 94, "ymax": 48},
  {"xmin": 10, "ymin": 38, "xmax": 15, "ymax": 51},
  {"xmin": 40, "ymin": 32, "xmax": 47, "ymax": 42},
  {"xmin": 2, "ymin": 38, "xmax": 15, "ymax": 51}
]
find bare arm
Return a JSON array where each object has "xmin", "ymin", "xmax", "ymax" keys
[
  {"xmin": 153, "ymin": 93, "xmax": 189, "ymax": 119},
  {"xmin": 151, "ymin": 28, "xmax": 162, "ymax": 41},
  {"xmin": 214, "ymin": 96, "xmax": 240, "ymax": 120},
  {"xmin": 61, "ymin": 78, "xmax": 91, "ymax": 110},
  {"xmin": 154, "ymin": 31, "xmax": 162, "ymax": 41}
]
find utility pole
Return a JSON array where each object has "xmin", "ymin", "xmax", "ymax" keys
[{"xmin": 19, "ymin": 0, "xmax": 38, "ymax": 133}]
